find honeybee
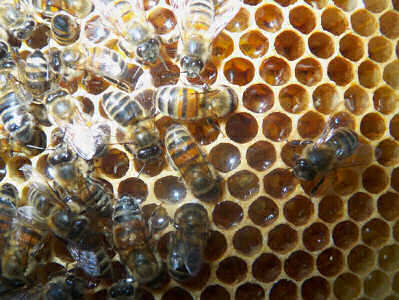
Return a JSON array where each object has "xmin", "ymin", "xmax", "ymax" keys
[
  {"xmin": 0, "ymin": 0, "xmax": 36, "ymax": 40},
  {"xmin": 47, "ymin": 143, "xmax": 113, "ymax": 217},
  {"xmin": 167, "ymin": 203, "xmax": 209, "ymax": 281},
  {"xmin": 0, "ymin": 183, "xmax": 17, "ymax": 251},
  {"xmin": 2, "ymin": 273, "xmax": 85, "ymax": 299},
  {"xmin": 22, "ymin": 50, "xmax": 54, "ymax": 97},
  {"xmin": 94, "ymin": 0, "xmax": 160, "ymax": 65},
  {"xmin": 102, "ymin": 88, "xmax": 162, "ymax": 163},
  {"xmin": 31, "ymin": 0, "xmax": 93, "ymax": 19},
  {"xmin": 50, "ymin": 44, "xmax": 133, "ymax": 89},
  {"xmin": 165, "ymin": 124, "xmax": 219, "ymax": 198},
  {"xmin": 67, "ymin": 228, "xmax": 112, "ymax": 277},
  {"xmin": 112, "ymin": 195, "xmax": 163, "ymax": 285},
  {"xmin": 49, "ymin": 12, "xmax": 80, "ymax": 46},
  {"xmin": 293, "ymin": 127, "xmax": 359, "ymax": 194},
  {"xmin": 1, "ymin": 206, "xmax": 47, "ymax": 284},
  {"xmin": 0, "ymin": 70, "xmax": 35, "ymax": 144},
  {"xmin": 170, "ymin": 0, "xmax": 241, "ymax": 79},
  {"xmin": 27, "ymin": 180, "xmax": 89, "ymax": 243},
  {"xmin": 156, "ymin": 84, "xmax": 238, "ymax": 121},
  {"xmin": 44, "ymin": 88, "xmax": 110, "ymax": 160}
]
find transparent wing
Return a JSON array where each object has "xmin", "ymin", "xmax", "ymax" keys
[
  {"xmin": 169, "ymin": 0, "xmax": 186, "ymax": 38},
  {"xmin": 183, "ymin": 244, "xmax": 204, "ymax": 276},
  {"xmin": 208, "ymin": 0, "xmax": 242, "ymax": 40}
]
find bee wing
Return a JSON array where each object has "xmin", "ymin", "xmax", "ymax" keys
[
  {"xmin": 16, "ymin": 206, "xmax": 45, "ymax": 225},
  {"xmin": 208, "ymin": 0, "xmax": 242, "ymax": 40},
  {"xmin": 169, "ymin": 0, "xmax": 186, "ymax": 38},
  {"xmin": 183, "ymin": 244, "xmax": 204, "ymax": 276}
]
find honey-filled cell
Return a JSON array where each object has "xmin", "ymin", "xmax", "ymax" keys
[
  {"xmin": 373, "ymin": 86, "xmax": 398, "ymax": 115},
  {"xmin": 302, "ymin": 276, "xmax": 331, "ymax": 300},
  {"xmin": 226, "ymin": 112, "xmax": 258, "ymax": 143},
  {"xmin": 209, "ymin": 143, "xmax": 241, "ymax": 173},
  {"xmin": 348, "ymin": 244, "xmax": 375, "ymax": 274},
  {"xmin": 252, "ymin": 253, "xmax": 282, "ymax": 283},
  {"xmin": 376, "ymin": 139, "xmax": 399, "ymax": 167},
  {"xmin": 283, "ymin": 195, "xmax": 314, "ymax": 226},
  {"xmin": 267, "ymin": 223, "xmax": 298, "ymax": 254},
  {"xmin": 344, "ymin": 85, "xmax": 369, "ymax": 115},
  {"xmin": 233, "ymin": 226, "xmax": 263, "ymax": 256},
  {"xmin": 211, "ymin": 32, "xmax": 234, "ymax": 64},
  {"xmin": 269, "ymin": 279, "xmax": 297, "ymax": 300},
  {"xmin": 332, "ymin": 220, "xmax": 359, "ymax": 249},
  {"xmin": 216, "ymin": 256, "xmax": 247, "ymax": 284},
  {"xmin": 235, "ymin": 282, "xmax": 265, "ymax": 300},
  {"xmin": 279, "ymin": 84, "xmax": 309, "ymax": 114},
  {"xmin": 246, "ymin": 141, "xmax": 276, "ymax": 171},
  {"xmin": 255, "ymin": 4, "xmax": 283, "ymax": 33},
  {"xmin": 348, "ymin": 192, "xmax": 374, "ymax": 222},
  {"xmin": 303, "ymin": 222, "xmax": 330, "ymax": 252},
  {"xmin": 351, "ymin": 9, "xmax": 378, "ymax": 37},
  {"xmin": 377, "ymin": 192, "xmax": 399, "ymax": 221},
  {"xmin": 333, "ymin": 272, "xmax": 362, "ymax": 300},
  {"xmin": 383, "ymin": 60, "xmax": 399, "ymax": 89},
  {"xmin": 275, "ymin": 30, "xmax": 305, "ymax": 61},
  {"xmin": 100, "ymin": 148, "xmax": 129, "ymax": 179},
  {"xmin": 327, "ymin": 57, "xmax": 354, "ymax": 86},
  {"xmin": 308, "ymin": 32, "xmax": 335, "ymax": 59},
  {"xmin": 243, "ymin": 84, "xmax": 274, "ymax": 113},
  {"xmin": 369, "ymin": 36, "xmax": 393, "ymax": 63},
  {"xmin": 239, "ymin": 30, "xmax": 268, "ymax": 59},
  {"xmin": 316, "ymin": 247, "xmax": 344, "ymax": 277},
  {"xmin": 362, "ymin": 165, "xmax": 389, "ymax": 194},
  {"xmin": 379, "ymin": 244, "xmax": 399, "ymax": 272},
  {"xmin": 321, "ymin": 7, "xmax": 349, "ymax": 36},
  {"xmin": 340, "ymin": 34, "xmax": 365, "ymax": 62},
  {"xmin": 364, "ymin": 270, "xmax": 390, "ymax": 299},
  {"xmin": 289, "ymin": 5, "xmax": 316, "ymax": 34},
  {"xmin": 223, "ymin": 57, "xmax": 255, "ymax": 86},
  {"xmin": 154, "ymin": 175, "xmax": 186, "ymax": 203},
  {"xmin": 259, "ymin": 56, "xmax": 291, "ymax": 86},
  {"xmin": 313, "ymin": 84, "xmax": 339, "ymax": 114},
  {"xmin": 263, "ymin": 168, "xmax": 297, "ymax": 199},
  {"xmin": 228, "ymin": 170, "xmax": 259, "ymax": 201},
  {"xmin": 297, "ymin": 111, "xmax": 325, "ymax": 139},
  {"xmin": 358, "ymin": 60, "xmax": 381, "ymax": 89},
  {"xmin": 204, "ymin": 230, "xmax": 227, "ymax": 261},
  {"xmin": 212, "ymin": 201, "xmax": 243, "ymax": 229},
  {"xmin": 284, "ymin": 250, "xmax": 314, "ymax": 281},
  {"xmin": 226, "ymin": 7, "xmax": 250, "ymax": 33},
  {"xmin": 295, "ymin": 58, "xmax": 323, "ymax": 86},
  {"xmin": 380, "ymin": 11, "xmax": 399, "ymax": 39},
  {"xmin": 262, "ymin": 112, "xmax": 292, "ymax": 142},
  {"xmin": 200, "ymin": 285, "xmax": 230, "ymax": 300},
  {"xmin": 248, "ymin": 196, "xmax": 279, "ymax": 227},
  {"xmin": 362, "ymin": 218, "xmax": 390, "ymax": 248}
]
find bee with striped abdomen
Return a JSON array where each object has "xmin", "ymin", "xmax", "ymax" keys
[
  {"xmin": 156, "ymin": 84, "xmax": 238, "ymax": 121},
  {"xmin": 0, "ymin": 69, "xmax": 35, "ymax": 145},
  {"xmin": 170, "ymin": 0, "xmax": 241, "ymax": 79},
  {"xmin": 293, "ymin": 126, "xmax": 359, "ymax": 194},
  {"xmin": 94, "ymin": 0, "xmax": 160, "ymax": 65},
  {"xmin": 165, "ymin": 124, "xmax": 219, "ymax": 198},
  {"xmin": 167, "ymin": 203, "xmax": 209, "ymax": 281},
  {"xmin": 112, "ymin": 195, "xmax": 163, "ymax": 285},
  {"xmin": 49, "ymin": 12, "xmax": 80, "ymax": 46},
  {"xmin": 1, "ymin": 206, "xmax": 48, "ymax": 284},
  {"xmin": 0, "ymin": 0, "xmax": 36, "ymax": 40},
  {"xmin": 32, "ymin": 0, "xmax": 93, "ymax": 19},
  {"xmin": 22, "ymin": 50, "xmax": 54, "ymax": 97},
  {"xmin": 102, "ymin": 88, "xmax": 162, "ymax": 163},
  {"xmin": 44, "ymin": 88, "xmax": 110, "ymax": 160},
  {"xmin": 47, "ymin": 143, "xmax": 113, "ymax": 217},
  {"xmin": 0, "ymin": 184, "xmax": 17, "ymax": 252}
]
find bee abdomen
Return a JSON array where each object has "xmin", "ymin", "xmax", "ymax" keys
[
  {"xmin": 25, "ymin": 51, "xmax": 51, "ymax": 96},
  {"xmin": 326, "ymin": 128, "xmax": 359, "ymax": 160},
  {"xmin": 103, "ymin": 91, "xmax": 144, "ymax": 127},
  {"xmin": 0, "ymin": 91, "xmax": 34, "ymax": 143},
  {"xmin": 51, "ymin": 13, "xmax": 80, "ymax": 45}
]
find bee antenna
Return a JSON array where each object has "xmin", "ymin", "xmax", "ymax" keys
[{"xmin": 136, "ymin": 163, "xmax": 146, "ymax": 179}]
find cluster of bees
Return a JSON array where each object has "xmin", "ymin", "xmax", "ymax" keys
[{"xmin": 0, "ymin": 0, "xmax": 363, "ymax": 299}]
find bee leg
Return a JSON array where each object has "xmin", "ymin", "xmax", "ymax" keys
[
  {"xmin": 206, "ymin": 118, "xmax": 224, "ymax": 137},
  {"xmin": 310, "ymin": 175, "xmax": 326, "ymax": 195}
]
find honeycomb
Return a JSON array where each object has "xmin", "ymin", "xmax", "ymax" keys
[{"xmin": 4, "ymin": 0, "xmax": 399, "ymax": 299}]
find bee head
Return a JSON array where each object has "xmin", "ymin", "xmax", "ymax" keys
[
  {"xmin": 137, "ymin": 144, "xmax": 162, "ymax": 162},
  {"xmin": 181, "ymin": 56, "xmax": 204, "ymax": 79},
  {"xmin": 136, "ymin": 38, "xmax": 160, "ymax": 64},
  {"xmin": 48, "ymin": 145, "xmax": 75, "ymax": 166},
  {"xmin": 293, "ymin": 158, "xmax": 317, "ymax": 181}
]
